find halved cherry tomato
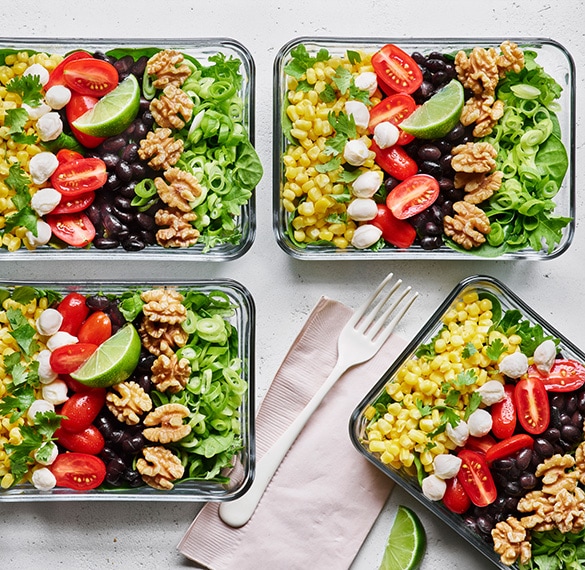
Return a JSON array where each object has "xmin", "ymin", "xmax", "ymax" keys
[
  {"xmin": 51, "ymin": 157, "xmax": 107, "ymax": 197},
  {"xmin": 456, "ymin": 449, "xmax": 497, "ymax": 507},
  {"xmin": 50, "ymin": 191, "xmax": 95, "ymax": 215},
  {"xmin": 370, "ymin": 140, "xmax": 418, "ymax": 181},
  {"xmin": 56, "ymin": 425, "xmax": 105, "ymax": 455},
  {"xmin": 371, "ymin": 204, "xmax": 416, "ymax": 248},
  {"xmin": 62, "ymin": 58, "xmax": 119, "ymax": 97},
  {"xmin": 65, "ymin": 93, "xmax": 106, "ymax": 148},
  {"xmin": 50, "ymin": 452, "xmax": 106, "ymax": 490},
  {"xmin": 78, "ymin": 311, "xmax": 112, "ymax": 346},
  {"xmin": 45, "ymin": 51, "xmax": 93, "ymax": 91},
  {"xmin": 386, "ymin": 174, "xmax": 440, "ymax": 219},
  {"xmin": 46, "ymin": 212, "xmax": 96, "ymax": 247},
  {"xmin": 59, "ymin": 388, "xmax": 105, "ymax": 432},
  {"xmin": 49, "ymin": 342, "xmax": 97, "ymax": 375},
  {"xmin": 58, "ymin": 292, "xmax": 90, "ymax": 335},
  {"xmin": 464, "ymin": 434, "xmax": 496, "ymax": 455},
  {"xmin": 56, "ymin": 149, "xmax": 84, "ymax": 165},
  {"xmin": 371, "ymin": 44, "xmax": 423, "ymax": 95},
  {"xmin": 442, "ymin": 476, "xmax": 471, "ymax": 514},
  {"xmin": 485, "ymin": 434, "xmax": 535, "ymax": 465},
  {"xmin": 528, "ymin": 359, "xmax": 585, "ymax": 392},
  {"xmin": 368, "ymin": 93, "xmax": 416, "ymax": 145},
  {"xmin": 491, "ymin": 384, "xmax": 517, "ymax": 439},
  {"xmin": 514, "ymin": 376, "xmax": 550, "ymax": 434}
]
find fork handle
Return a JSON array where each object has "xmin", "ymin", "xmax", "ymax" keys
[{"xmin": 218, "ymin": 360, "xmax": 349, "ymax": 528}]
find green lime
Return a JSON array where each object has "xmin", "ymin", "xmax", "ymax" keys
[
  {"xmin": 399, "ymin": 79, "xmax": 465, "ymax": 139},
  {"xmin": 72, "ymin": 74, "xmax": 141, "ymax": 138},
  {"xmin": 71, "ymin": 324, "xmax": 141, "ymax": 388},
  {"xmin": 379, "ymin": 505, "xmax": 427, "ymax": 570}
]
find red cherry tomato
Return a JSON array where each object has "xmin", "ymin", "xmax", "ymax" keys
[
  {"xmin": 59, "ymin": 389, "xmax": 106, "ymax": 433},
  {"xmin": 49, "ymin": 342, "xmax": 98, "ymax": 375},
  {"xmin": 371, "ymin": 140, "xmax": 418, "ymax": 181},
  {"xmin": 485, "ymin": 434, "xmax": 535, "ymax": 465},
  {"xmin": 62, "ymin": 58, "xmax": 119, "ymax": 97},
  {"xmin": 78, "ymin": 311, "xmax": 112, "ymax": 346},
  {"xmin": 50, "ymin": 452, "xmax": 106, "ymax": 491},
  {"xmin": 456, "ymin": 449, "xmax": 497, "ymax": 507},
  {"xmin": 386, "ymin": 174, "xmax": 440, "ymax": 219},
  {"xmin": 371, "ymin": 44, "xmax": 423, "ymax": 95},
  {"xmin": 442, "ymin": 476, "xmax": 471, "ymax": 514},
  {"xmin": 371, "ymin": 204, "xmax": 416, "ymax": 248},
  {"xmin": 63, "ymin": 375, "xmax": 95, "ymax": 393},
  {"xmin": 528, "ymin": 359, "xmax": 585, "ymax": 392},
  {"xmin": 464, "ymin": 434, "xmax": 497, "ymax": 455},
  {"xmin": 46, "ymin": 212, "xmax": 96, "ymax": 248},
  {"xmin": 368, "ymin": 93, "xmax": 416, "ymax": 145},
  {"xmin": 491, "ymin": 384, "xmax": 517, "ymax": 440},
  {"xmin": 514, "ymin": 376, "xmax": 550, "ymax": 435},
  {"xmin": 50, "ymin": 157, "xmax": 107, "ymax": 197},
  {"xmin": 56, "ymin": 148, "xmax": 84, "ymax": 165},
  {"xmin": 56, "ymin": 425, "xmax": 105, "ymax": 455},
  {"xmin": 58, "ymin": 292, "xmax": 90, "ymax": 335},
  {"xmin": 45, "ymin": 51, "xmax": 93, "ymax": 91},
  {"xmin": 50, "ymin": 191, "xmax": 95, "ymax": 215},
  {"xmin": 65, "ymin": 93, "xmax": 106, "ymax": 148}
]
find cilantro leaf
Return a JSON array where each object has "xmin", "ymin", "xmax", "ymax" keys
[
  {"xmin": 416, "ymin": 400, "xmax": 432, "ymax": 417},
  {"xmin": 455, "ymin": 369, "xmax": 478, "ymax": 388},
  {"xmin": 527, "ymin": 213, "xmax": 572, "ymax": 254},
  {"xmin": 486, "ymin": 338, "xmax": 507, "ymax": 361},
  {"xmin": 444, "ymin": 389, "xmax": 461, "ymax": 407},
  {"xmin": 324, "ymin": 111, "xmax": 356, "ymax": 156},
  {"xmin": 5, "ymin": 107, "xmax": 29, "ymax": 134},
  {"xmin": 315, "ymin": 157, "xmax": 341, "ymax": 174},
  {"xmin": 318, "ymin": 83, "xmax": 336, "ymax": 103},
  {"xmin": 462, "ymin": 342, "xmax": 478, "ymax": 359},
  {"xmin": 333, "ymin": 66, "xmax": 352, "ymax": 95},
  {"xmin": 6, "ymin": 307, "xmax": 39, "ymax": 357},
  {"xmin": 5, "ymin": 162, "xmax": 30, "ymax": 193},
  {"xmin": 6, "ymin": 74, "xmax": 44, "ymax": 107},
  {"xmin": 349, "ymin": 83, "xmax": 372, "ymax": 105},
  {"xmin": 464, "ymin": 392, "xmax": 483, "ymax": 420},
  {"xmin": 331, "ymin": 189, "xmax": 352, "ymax": 203},
  {"xmin": 346, "ymin": 50, "xmax": 361, "ymax": 65},
  {"xmin": 325, "ymin": 212, "xmax": 347, "ymax": 224},
  {"xmin": 284, "ymin": 45, "xmax": 330, "ymax": 80},
  {"xmin": 0, "ymin": 382, "xmax": 35, "ymax": 422},
  {"xmin": 295, "ymin": 80, "xmax": 313, "ymax": 93},
  {"xmin": 337, "ymin": 167, "xmax": 362, "ymax": 183}
]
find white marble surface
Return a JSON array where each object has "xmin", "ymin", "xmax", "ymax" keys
[{"xmin": 1, "ymin": 0, "xmax": 584, "ymax": 568}]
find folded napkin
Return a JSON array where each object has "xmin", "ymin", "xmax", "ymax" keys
[{"xmin": 178, "ymin": 296, "xmax": 407, "ymax": 570}]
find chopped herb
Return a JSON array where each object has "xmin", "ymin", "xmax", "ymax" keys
[
  {"xmin": 284, "ymin": 45, "xmax": 330, "ymax": 80},
  {"xmin": 333, "ymin": 66, "xmax": 353, "ymax": 95},
  {"xmin": 347, "ymin": 50, "xmax": 361, "ymax": 65},
  {"xmin": 318, "ymin": 83, "xmax": 336, "ymax": 103},
  {"xmin": 315, "ymin": 156, "xmax": 341, "ymax": 173},
  {"xmin": 324, "ymin": 111, "xmax": 357, "ymax": 155},
  {"xmin": 486, "ymin": 338, "xmax": 507, "ymax": 361},
  {"xmin": 6, "ymin": 74, "xmax": 44, "ymax": 107},
  {"xmin": 462, "ymin": 342, "xmax": 478, "ymax": 359}
]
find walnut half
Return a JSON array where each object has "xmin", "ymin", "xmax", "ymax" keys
[
  {"xmin": 143, "ymin": 403, "xmax": 192, "ymax": 444},
  {"xmin": 106, "ymin": 381, "xmax": 152, "ymax": 425},
  {"xmin": 137, "ymin": 446, "xmax": 184, "ymax": 490},
  {"xmin": 492, "ymin": 517, "xmax": 531, "ymax": 566},
  {"xmin": 443, "ymin": 201, "xmax": 491, "ymax": 250}
]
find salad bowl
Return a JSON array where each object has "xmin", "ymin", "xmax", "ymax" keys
[
  {"xmin": 0, "ymin": 278, "xmax": 255, "ymax": 501},
  {"xmin": 0, "ymin": 37, "xmax": 260, "ymax": 261},
  {"xmin": 349, "ymin": 275, "xmax": 585, "ymax": 569},
  {"xmin": 273, "ymin": 37, "xmax": 575, "ymax": 261}
]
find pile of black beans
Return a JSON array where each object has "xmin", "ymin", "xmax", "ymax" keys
[
  {"xmin": 86, "ymin": 53, "xmax": 163, "ymax": 252},
  {"xmin": 461, "ymin": 385, "xmax": 585, "ymax": 544},
  {"xmin": 94, "ymin": 351, "xmax": 156, "ymax": 488}
]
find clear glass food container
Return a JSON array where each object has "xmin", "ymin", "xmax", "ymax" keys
[
  {"xmin": 0, "ymin": 278, "xmax": 255, "ymax": 501},
  {"xmin": 0, "ymin": 38, "xmax": 258, "ymax": 261},
  {"xmin": 349, "ymin": 275, "xmax": 585, "ymax": 569},
  {"xmin": 273, "ymin": 37, "xmax": 575, "ymax": 260}
]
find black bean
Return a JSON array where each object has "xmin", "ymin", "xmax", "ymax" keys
[
  {"xmin": 100, "ymin": 136, "xmax": 127, "ymax": 154},
  {"xmin": 124, "ymin": 468, "xmax": 143, "ymax": 487},
  {"xmin": 114, "ymin": 195, "xmax": 133, "ymax": 212},
  {"xmin": 133, "ymin": 122, "xmax": 149, "ymax": 140},
  {"xmin": 136, "ymin": 212, "xmax": 156, "ymax": 231},
  {"xmin": 384, "ymin": 176, "xmax": 400, "ymax": 193},
  {"xmin": 534, "ymin": 438, "xmax": 554, "ymax": 457},
  {"xmin": 115, "ymin": 160, "xmax": 133, "ymax": 183},
  {"xmin": 411, "ymin": 51, "xmax": 426, "ymax": 65},
  {"xmin": 476, "ymin": 515, "xmax": 494, "ymax": 534},
  {"xmin": 577, "ymin": 391, "xmax": 585, "ymax": 412},
  {"xmin": 86, "ymin": 294, "xmax": 111, "ymax": 311},
  {"xmin": 417, "ymin": 81, "xmax": 434, "ymax": 100},
  {"xmin": 431, "ymin": 71, "xmax": 448, "ymax": 86},
  {"xmin": 131, "ymin": 56, "xmax": 148, "ymax": 77},
  {"xmin": 114, "ymin": 55, "xmax": 134, "ymax": 75},
  {"xmin": 140, "ymin": 230, "xmax": 157, "ymax": 245},
  {"xmin": 103, "ymin": 172, "xmax": 122, "ymax": 192},
  {"xmin": 543, "ymin": 427, "xmax": 561, "ymax": 443},
  {"xmin": 446, "ymin": 123, "xmax": 466, "ymax": 142},
  {"xmin": 122, "ymin": 433, "xmax": 146, "ymax": 454},
  {"xmin": 121, "ymin": 142, "xmax": 139, "ymax": 163},
  {"xmin": 425, "ymin": 222, "xmax": 442, "ymax": 236},
  {"xmin": 566, "ymin": 395, "xmax": 578, "ymax": 415},
  {"xmin": 131, "ymin": 162, "xmax": 147, "ymax": 180},
  {"xmin": 100, "ymin": 446, "xmax": 118, "ymax": 462},
  {"xmin": 504, "ymin": 481, "xmax": 524, "ymax": 497},
  {"xmin": 561, "ymin": 424, "xmax": 582, "ymax": 443},
  {"xmin": 418, "ymin": 145, "xmax": 441, "ymax": 161},
  {"xmin": 119, "ymin": 182, "xmax": 137, "ymax": 199},
  {"xmin": 520, "ymin": 473, "xmax": 537, "ymax": 490},
  {"xmin": 107, "ymin": 305, "xmax": 126, "ymax": 332},
  {"xmin": 102, "ymin": 212, "xmax": 127, "ymax": 238},
  {"xmin": 420, "ymin": 161, "xmax": 442, "ymax": 178},
  {"xmin": 572, "ymin": 411, "xmax": 584, "ymax": 427},
  {"xmin": 94, "ymin": 237, "xmax": 120, "ymax": 249},
  {"xmin": 121, "ymin": 236, "xmax": 146, "ymax": 251},
  {"xmin": 515, "ymin": 448, "xmax": 532, "ymax": 471},
  {"xmin": 440, "ymin": 155, "xmax": 453, "ymax": 173},
  {"xmin": 560, "ymin": 413, "xmax": 572, "ymax": 426},
  {"xmin": 420, "ymin": 235, "xmax": 442, "ymax": 250},
  {"xmin": 550, "ymin": 405, "xmax": 562, "ymax": 429},
  {"xmin": 113, "ymin": 206, "xmax": 135, "ymax": 225}
]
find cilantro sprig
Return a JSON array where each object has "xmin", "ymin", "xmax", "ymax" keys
[
  {"xmin": 2, "ymin": 163, "xmax": 37, "ymax": 235},
  {"xmin": 324, "ymin": 111, "xmax": 357, "ymax": 156}
]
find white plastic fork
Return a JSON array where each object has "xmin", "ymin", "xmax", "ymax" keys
[{"xmin": 219, "ymin": 272, "xmax": 418, "ymax": 528}]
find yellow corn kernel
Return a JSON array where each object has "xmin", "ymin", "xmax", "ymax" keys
[
  {"xmin": 384, "ymin": 441, "xmax": 400, "ymax": 457},
  {"xmin": 328, "ymin": 222, "xmax": 346, "ymax": 236},
  {"xmin": 293, "ymin": 229, "xmax": 306, "ymax": 242},
  {"xmin": 307, "ymin": 187, "xmax": 322, "ymax": 203},
  {"xmin": 369, "ymin": 440, "xmax": 386, "ymax": 454},
  {"xmin": 376, "ymin": 418, "xmax": 392, "ymax": 435},
  {"xmin": 1, "ymin": 473, "xmax": 14, "ymax": 489},
  {"xmin": 419, "ymin": 417, "xmax": 435, "ymax": 433},
  {"xmin": 408, "ymin": 429, "xmax": 426, "ymax": 445},
  {"xmin": 297, "ymin": 201, "xmax": 315, "ymax": 217},
  {"xmin": 420, "ymin": 450, "xmax": 434, "ymax": 466},
  {"xmin": 318, "ymin": 228, "xmax": 334, "ymax": 242},
  {"xmin": 462, "ymin": 292, "xmax": 479, "ymax": 304},
  {"xmin": 290, "ymin": 128, "xmax": 308, "ymax": 141}
]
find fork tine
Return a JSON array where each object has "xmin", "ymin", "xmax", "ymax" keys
[
  {"xmin": 370, "ymin": 290, "xmax": 419, "ymax": 346},
  {"xmin": 349, "ymin": 272, "xmax": 395, "ymax": 327},
  {"xmin": 355, "ymin": 278, "xmax": 402, "ymax": 333}
]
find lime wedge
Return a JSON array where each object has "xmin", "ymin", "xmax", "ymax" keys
[
  {"xmin": 72, "ymin": 74, "xmax": 141, "ymax": 138},
  {"xmin": 379, "ymin": 505, "xmax": 427, "ymax": 570},
  {"xmin": 71, "ymin": 324, "xmax": 141, "ymax": 388},
  {"xmin": 399, "ymin": 79, "xmax": 464, "ymax": 139}
]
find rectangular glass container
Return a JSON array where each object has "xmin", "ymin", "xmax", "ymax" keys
[
  {"xmin": 349, "ymin": 275, "xmax": 585, "ymax": 569},
  {"xmin": 0, "ymin": 38, "xmax": 257, "ymax": 261},
  {"xmin": 273, "ymin": 37, "xmax": 575, "ymax": 260},
  {"xmin": 0, "ymin": 278, "xmax": 255, "ymax": 501}
]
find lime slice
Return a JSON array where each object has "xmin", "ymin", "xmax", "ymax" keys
[
  {"xmin": 379, "ymin": 505, "xmax": 427, "ymax": 570},
  {"xmin": 71, "ymin": 324, "xmax": 141, "ymax": 388},
  {"xmin": 72, "ymin": 74, "xmax": 141, "ymax": 138},
  {"xmin": 399, "ymin": 79, "xmax": 464, "ymax": 139}
]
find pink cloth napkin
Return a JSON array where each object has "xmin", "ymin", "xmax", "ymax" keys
[{"xmin": 178, "ymin": 296, "xmax": 407, "ymax": 570}]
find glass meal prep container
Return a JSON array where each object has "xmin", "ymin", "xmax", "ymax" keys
[
  {"xmin": 350, "ymin": 275, "xmax": 585, "ymax": 569},
  {"xmin": 0, "ymin": 37, "xmax": 260, "ymax": 261},
  {"xmin": 273, "ymin": 37, "xmax": 575, "ymax": 261},
  {"xmin": 0, "ymin": 278, "xmax": 255, "ymax": 501}
]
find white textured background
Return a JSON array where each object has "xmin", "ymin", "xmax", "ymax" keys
[{"xmin": 1, "ymin": 1, "xmax": 583, "ymax": 568}]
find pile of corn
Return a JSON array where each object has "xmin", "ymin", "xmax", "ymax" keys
[
  {"xmin": 0, "ymin": 294, "xmax": 49, "ymax": 488},
  {"xmin": 364, "ymin": 291, "xmax": 521, "ymax": 475},
  {"xmin": 282, "ymin": 51, "xmax": 382, "ymax": 248},
  {"xmin": 0, "ymin": 51, "xmax": 61, "ymax": 251}
]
